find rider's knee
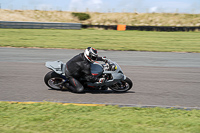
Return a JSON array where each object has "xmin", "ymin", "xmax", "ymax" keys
[{"xmin": 75, "ymin": 86, "xmax": 84, "ymax": 93}]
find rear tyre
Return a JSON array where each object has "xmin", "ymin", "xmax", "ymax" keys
[
  {"xmin": 44, "ymin": 71, "xmax": 65, "ymax": 90},
  {"xmin": 109, "ymin": 77, "xmax": 133, "ymax": 92}
]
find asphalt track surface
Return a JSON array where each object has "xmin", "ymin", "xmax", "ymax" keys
[{"xmin": 1, "ymin": 47, "xmax": 200, "ymax": 109}]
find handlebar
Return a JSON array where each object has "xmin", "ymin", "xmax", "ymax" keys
[{"xmin": 102, "ymin": 59, "xmax": 117, "ymax": 71}]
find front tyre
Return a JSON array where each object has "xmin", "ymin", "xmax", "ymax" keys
[
  {"xmin": 44, "ymin": 71, "xmax": 65, "ymax": 90},
  {"xmin": 109, "ymin": 77, "xmax": 133, "ymax": 92}
]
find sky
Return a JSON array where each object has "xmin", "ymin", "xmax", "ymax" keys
[{"xmin": 0, "ymin": 0, "xmax": 200, "ymax": 14}]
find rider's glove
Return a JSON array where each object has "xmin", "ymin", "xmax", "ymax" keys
[
  {"xmin": 102, "ymin": 56, "xmax": 108, "ymax": 63},
  {"xmin": 98, "ymin": 78, "xmax": 105, "ymax": 83}
]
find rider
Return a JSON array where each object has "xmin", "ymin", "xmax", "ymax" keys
[{"xmin": 64, "ymin": 47, "xmax": 107, "ymax": 93}]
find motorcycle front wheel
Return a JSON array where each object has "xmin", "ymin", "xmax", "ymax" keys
[
  {"xmin": 109, "ymin": 77, "xmax": 133, "ymax": 92},
  {"xmin": 44, "ymin": 71, "xmax": 65, "ymax": 90}
]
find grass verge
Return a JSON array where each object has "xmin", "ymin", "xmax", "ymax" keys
[
  {"xmin": 0, "ymin": 29, "xmax": 200, "ymax": 53},
  {"xmin": 0, "ymin": 102, "xmax": 200, "ymax": 133}
]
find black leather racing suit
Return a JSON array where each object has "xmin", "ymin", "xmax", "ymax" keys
[{"xmin": 65, "ymin": 53, "xmax": 104, "ymax": 93}]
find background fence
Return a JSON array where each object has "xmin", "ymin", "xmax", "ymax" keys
[
  {"xmin": 0, "ymin": 21, "xmax": 199, "ymax": 31},
  {"xmin": 0, "ymin": 21, "xmax": 81, "ymax": 29},
  {"xmin": 82, "ymin": 25, "xmax": 200, "ymax": 32}
]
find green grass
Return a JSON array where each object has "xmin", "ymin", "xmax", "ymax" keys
[
  {"xmin": 0, "ymin": 102, "xmax": 200, "ymax": 133},
  {"xmin": 0, "ymin": 29, "xmax": 200, "ymax": 53}
]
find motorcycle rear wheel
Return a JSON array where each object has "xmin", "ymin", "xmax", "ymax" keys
[
  {"xmin": 109, "ymin": 77, "xmax": 133, "ymax": 92},
  {"xmin": 44, "ymin": 71, "xmax": 65, "ymax": 90}
]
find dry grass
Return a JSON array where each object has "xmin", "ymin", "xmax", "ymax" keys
[{"xmin": 0, "ymin": 9, "xmax": 200, "ymax": 26}]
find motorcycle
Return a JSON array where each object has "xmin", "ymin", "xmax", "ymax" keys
[{"xmin": 44, "ymin": 59, "xmax": 133, "ymax": 92}]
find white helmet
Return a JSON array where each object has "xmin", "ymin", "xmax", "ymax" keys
[{"xmin": 84, "ymin": 47, "xmax": 98, "ymax": 63}]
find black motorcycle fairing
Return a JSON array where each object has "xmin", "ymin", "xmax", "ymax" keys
[{"xmin": 90, "ymin": 63, "xmax": 103, "ymax": 77}]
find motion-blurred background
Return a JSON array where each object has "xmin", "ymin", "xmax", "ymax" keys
[{"xmin": 0, "ymin": 0, "xmax": 200, "ymax": 26}]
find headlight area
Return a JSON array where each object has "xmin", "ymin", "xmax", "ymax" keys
[{"xmin": 109, "ymin": 64, "xmax": 117, "ymax": 71}]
